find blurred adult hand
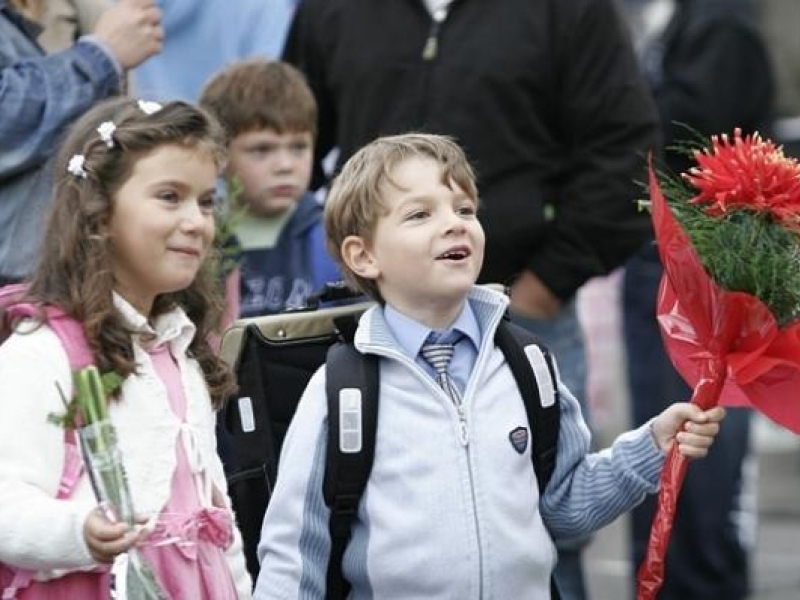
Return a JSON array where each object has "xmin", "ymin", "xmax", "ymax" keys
[
  {"xmin": 509, "ymin": 269, "xmax": 562, "ymax": 319},
  {"xmin": 93, "ymin": 0, "xmax": 163, "ymax": 69}
]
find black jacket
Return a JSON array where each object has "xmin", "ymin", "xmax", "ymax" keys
[
  {"xmin": 650, "ymin": 0, "xmax": 774, "ymax": 174},
  {"xmin": 284, "ymin": 0, "xmax": 660, "ymax": 300}
]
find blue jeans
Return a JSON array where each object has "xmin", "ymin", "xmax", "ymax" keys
[
  {"xmin": 512, "ymin": 301, "xmax": 590, "ymax": 600},
  {"xmin": 623, "ymin": 244, "xmax": 753, "ymax": 600}
]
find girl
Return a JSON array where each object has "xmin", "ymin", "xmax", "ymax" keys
[{"xmin": 0, "ymin": 98, "xmax": 252, "ymax": 598}]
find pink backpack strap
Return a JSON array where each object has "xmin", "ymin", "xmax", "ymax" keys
[
  {"xmin": 5, "ymin": 302, "xmax": 93, "ymax": 370},
  {"xmin": 1, "ymin": 570, "xmax": 33, "ymax": 600},
  {"xmin": 1, "ymin": 294, "xmax": 92, "ymax": 599},
  {"xmin": 4, "ymin": 302, "xmax": 92, "ymax": 488},
  {"xmin": 0, "ymin": 284, "xmax": 28, "ymax": 346},
  {"xmin": 42, "ymin": 309, "xmax": 94, "ymax": 370}
]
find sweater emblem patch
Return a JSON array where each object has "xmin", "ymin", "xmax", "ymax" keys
[{"xmin": 509, "ymin": 426, "xmax": 528, "ymax": 454}]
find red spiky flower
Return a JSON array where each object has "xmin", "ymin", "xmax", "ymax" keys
[{"xmin": 685, "ymin": 128, "xmax": 800, "ymax": 229}]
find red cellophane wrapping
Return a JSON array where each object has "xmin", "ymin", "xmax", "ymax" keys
[{"xmin": 636, "ymin": 165, "xmax": 800, "ymax": 599}]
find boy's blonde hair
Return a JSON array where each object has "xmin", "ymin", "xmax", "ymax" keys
[
  {"xmin": 199, "ymin": 58, "xmax": 317, "ymax": 143},
  {"xmin": 324, "ymin": 133, "xmax": 479, "ymax": 302}
]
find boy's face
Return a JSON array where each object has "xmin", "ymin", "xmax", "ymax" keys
[
  {"xmin": 226, "ymin": 128, "xmax": 313, "ymax": 217},
  {"xmin": 346, "ymin": 156, "xmax": 485, "ymax": 324}
]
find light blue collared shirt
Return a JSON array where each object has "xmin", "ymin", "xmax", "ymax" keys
[{"xmin": 383, "ymin": 302, "xmax": 481, "ymax": 393}]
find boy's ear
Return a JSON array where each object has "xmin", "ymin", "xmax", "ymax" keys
[{"xmin": 341, "ymin": 235, "xmax": 380, "ymax": 280}]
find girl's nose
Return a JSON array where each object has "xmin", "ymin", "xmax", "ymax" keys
[{"xmin": 180, "ymin": 200, "xmax": 208, "ymax": 231}]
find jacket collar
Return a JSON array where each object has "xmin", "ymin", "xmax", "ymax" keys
[{"xmin": 355, "ymin": 285, "xmax": 509, "ymax": 357}]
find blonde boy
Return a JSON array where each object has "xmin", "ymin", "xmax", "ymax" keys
[
  {"xmin": 254, "ymin": 133, "xmax": 724, "ymax": 599},
  {"xmin": 200, "ymin": 59, "xmax": 340, "ymax": 317}
]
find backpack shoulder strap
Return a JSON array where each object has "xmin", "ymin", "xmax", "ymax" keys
[
  {"xmin": 494, "ymin": 318, "xmax": 561, "ymax": 493},
  {"xmin": 1, "ymin": 297, "xmax": 90, "ymax": 492},
  {"xmin": 41, "ymin": 309, "xmax": 94, "ymax": 370},
  {"xmin": 0, "ymin": 283, "xmax": 28, "ymax": 346},
  {"xmin": 5, "ymin": 303, "xmax": 91, "ymax": 481},
  {"xmin": 322, "ymin": 341, "xmax": 379, "ymax": 600},
  {"xmin": 0, "ymin": 293, "xmax": 91, "ymax": 598},
  {"xmin": 3, "ymin": 293, "xmax": 93, "ymax": 371}
]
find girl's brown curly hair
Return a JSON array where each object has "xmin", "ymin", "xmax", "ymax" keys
[{"xmin": 26, "ymin": 97, "xmax": 235, "ymax": 408}]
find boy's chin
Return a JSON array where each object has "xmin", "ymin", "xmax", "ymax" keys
[
  {"xmin": 437, "ymin": 280, "xmax": 476, "ymax": 300},
  {"xmin": 249, "ymin": 197, "xmax": 298, "ymax": 217}
]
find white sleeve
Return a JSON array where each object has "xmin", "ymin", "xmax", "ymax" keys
[
  {"xmin": 254, "ymin": 367, "xmax": 330, "ymax": 600},
  {"xmin": 0, "ymin": 327, "xmax": 96, "ymax": 571}
]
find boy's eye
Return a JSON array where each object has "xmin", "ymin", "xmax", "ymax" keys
[
  {"xmin": 406, "ymin": 209, "xmax": 429, "ymax": 221},
  {"xmin": 457, "ymin": 204, "xmax": 476, "ymax": 216},
  {"xmin": 289, "ymin": 141, "xmax": 310, "ymax": 153},
  {"xmin": 249, "ymin": 145, "xmax": 276, "ymax": 156}
]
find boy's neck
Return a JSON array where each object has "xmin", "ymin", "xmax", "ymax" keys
[
  {"xmin": 235, "ymin": 206, "xmax": 296, "ymax": 250},
  {"xmin": 384, "ymin": 297, "xmax": 468, "ymax": 331}
]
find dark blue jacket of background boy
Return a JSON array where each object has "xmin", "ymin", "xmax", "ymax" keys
[{"xmin": 238, "ymin": 192, "xmax": 340, "ymax": 318}]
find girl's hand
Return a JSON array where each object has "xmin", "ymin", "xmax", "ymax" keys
[
  {"xmin": 651, "ymin": 403, "xmax": 726, "ymax": 458},
  {"xmin": 83, "ymin": 506, "xmax": 144, "ymax": 563}
]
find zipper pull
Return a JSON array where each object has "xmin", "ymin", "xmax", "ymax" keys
[
  {"xmin": 422, "ymin": 32, "xmax": 438, "ymax": 61},
  {"xmin": 457, "ymin": 405, "xmax": 469, "ymax": 446},
  {"xmin": 422, "ymin": 7, "xmax": 449, "ymax": 61}
]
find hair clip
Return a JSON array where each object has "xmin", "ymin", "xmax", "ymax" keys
[
  {"xmin": 67, "ymin": 155, "xmax": 88, "ymax": 179},
  {"xmin": 97, "ymin": 121, "xmax": 116, "ymax": 148},
  {"xmin": 138, "ymin": 100, "xmax": 163, "ymax": 115}
]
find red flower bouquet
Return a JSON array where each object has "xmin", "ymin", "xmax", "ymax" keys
[{"xmin": 637, "ymin": 130, "xmax": 800, "ymax": 599}]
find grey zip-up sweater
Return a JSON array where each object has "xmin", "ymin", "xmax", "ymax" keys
[{"xmin": 255, "ymin": 286, "xmax": 664, "ymax": 599}]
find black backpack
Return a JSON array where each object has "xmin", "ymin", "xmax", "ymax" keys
[{"xmin": 219, "ymin": 298, "xmax": 561, "ymax": 598}]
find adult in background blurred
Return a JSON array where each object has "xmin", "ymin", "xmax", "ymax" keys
[
  {"xmin": 283, "ymin": 1, "xmax": 660, "ymax": 597},
  {"xmin": 0, "ymin": 0, "xmax": 163, "ymax": 286},
  {"xmin": 37, "ymin": 0, "xmax": 109, "ymax": 52},
  {"xmin": 620, "ymin": 0, "xmax": 773, "ymax": 598},
  {"xmin": 758, "ymin": 0, "xmax": 800, "ymax": 158},
  {"xmin": 133, "ymin": 0, "xmax": 296, "ymax": 102}
]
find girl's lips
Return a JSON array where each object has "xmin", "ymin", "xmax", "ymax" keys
[{"xmin": 169, "ymin": 246, "xmax": 201, "ymax": 257}]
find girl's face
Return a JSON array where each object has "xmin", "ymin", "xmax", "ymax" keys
[{"xmin": 108, "ymin": 144, "xmax": 217, "ymax": 316}]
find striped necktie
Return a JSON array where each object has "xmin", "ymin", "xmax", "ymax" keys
[{"xmin": 420, "ymin": 336, "xmax": 463, "ymax": 405}]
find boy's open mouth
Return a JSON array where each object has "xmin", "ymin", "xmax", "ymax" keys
[{"xmin": 436, "ymin": 246, "xmax": 471, "ymax": 260}]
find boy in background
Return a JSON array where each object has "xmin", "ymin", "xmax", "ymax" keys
[
  {"xmin": 200, "ymin": 59, "xmax": 339, "ymax": 317},
  {"xmin": 253, "ymin": 133, "xmax": 725, "ymax": 599}
]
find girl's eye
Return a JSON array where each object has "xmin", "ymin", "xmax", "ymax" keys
[
  {"xmin": 158, "ymin": 190, "xmax": 180, "ymax": 203},
  {"xmin": 406, "ymin": 210, "xmax": 429, "ymax": 221},
  {"xmin": 199, "ymin": 196, "xmax": 216, "ymax": 214}
]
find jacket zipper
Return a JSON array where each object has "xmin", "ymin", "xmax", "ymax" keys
[
  {"xmin": 421, "ymin": 5, "xmax": 449, "ymax": 61},
  {"xmin": 368, "ymin": 343, "xmax": 485, "ymax": 596},
  {"xmin": 431, "ymin": 366, "xmax": 485, "ymax": 598},
  {"xmin": 417, "ymin": 1, "xmax": 454, "ymax": 127},
  {"xmin": 463, "ymin": 426, "xmax": 484, "ymax": 598}
]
